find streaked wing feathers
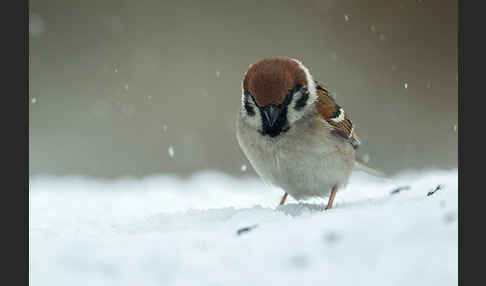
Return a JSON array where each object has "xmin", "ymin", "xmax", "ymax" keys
[{"xmin": 314, "ymin": 81, "xmax": 360, "ymax": 149}]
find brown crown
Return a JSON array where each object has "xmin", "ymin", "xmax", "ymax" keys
[{"xmin": 243, "ymin": 57, "xmax": 308, "ymax": 107}]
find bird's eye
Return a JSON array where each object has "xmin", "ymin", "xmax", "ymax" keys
[
  {"xmin": 294, "ymin": 86, "xmax": 308, "ymax": 111},
  {"xmin": 283, "ymin": 92, "xmax": 293, "ymax": 106}
]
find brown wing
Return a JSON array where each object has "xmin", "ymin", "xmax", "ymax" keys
[{"xmin": 314, "ymin": 81, "xmax": 361, "ymax": 149}]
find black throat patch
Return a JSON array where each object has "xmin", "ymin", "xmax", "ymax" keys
[
  {"xmin": 259, "ymin": 106, "xmax": 289, "ymax": 137},
  {"xmin": 258, "ymin": 88, "xmax": 295, "ymax": 138}
]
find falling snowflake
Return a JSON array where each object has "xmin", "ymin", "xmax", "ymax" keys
[
  {"xmin": 31, "ymin": 98, "xmax": 37, "ymax": 104},
  {"xmin": 113, "ymin": 64, "xmax": 118, "ymax": 73},
  {"xmin": 379, "ymin": 34, "xmax": 387, "ymax": 41},
  {"xmin": 168, "ymin": 146, "xmax": 175, "ymax": 158},
  {"xmin": 404, "ymin": 82, "xmax": 408, "ymax": 89},
  {"xmin": 216, "ymin": 70, "xmax": 221, "ymax": 78},
  {"xmin": 344, "ymin": 14, "xmax": 350, "ymax": 22},
  {"xmin": 370, "ymin": 25, "xmax": 376, "ymax": 33},
  {"xmin": 147, "ymin": 95, "xmax": 152, "ymax": 100},
  {"xmin": 124, "ymin": 84, "xmax": 129, "ymax": 91},
  {"xmin": 362, "ymin": 154, "xmax": 371, "ymax": 163},
  {"xmin": 162, "ymin": 124, "xmax": 168, "ymax": 132},
  {"xmin": 453, "ymin": 125, "xmax": 457, "ymax": 132},
  {"xmin": 240, "ymin": 164, "xmax": 248, "ymax": 172}
]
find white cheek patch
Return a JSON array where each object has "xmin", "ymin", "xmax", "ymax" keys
[
  {"xmin": 240, "ymin": 87, "xmax": 246, "ymax": 106},
  {"xmin": 240, "ymin": 92, "xmax": 263, "ymax": 131},
  {"xmin": 285, "ymin": 58, "xmax": 320, "ymax": 125},
  {"xmin": 330, "ymin": 108, "xmax": 345, "ymax": 122},
  {"xmin": 290, "ymin": 58, "xmax": 318, "ymax": 104},
  {"xmin": 286, "ymin": 89, "xmax": 306, "ymax": 124}
]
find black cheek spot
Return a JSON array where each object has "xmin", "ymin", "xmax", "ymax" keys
[
  {"xmin": 244, "ymin": 91, "xmax": 255, "ymax": 116},
  {"xmin": 294, "ymin": 92, "xmax": 309, "ymax": 111},
  {"xmin": 244, "ymin": 99, "xmax": 255, "ymax": 116}
]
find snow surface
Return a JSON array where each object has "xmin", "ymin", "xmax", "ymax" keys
[{"xmin": 30, "ymin": 169, "xmax": 457, "ymax": 286}]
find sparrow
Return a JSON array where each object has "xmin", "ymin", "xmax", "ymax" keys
[{"xmin": 236, "ymin": 57, "xmax": 385, "ymax": 210}]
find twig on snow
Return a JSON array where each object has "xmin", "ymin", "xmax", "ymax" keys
[
  {"xmin": 427, "ymin": 184, "xmax": 443, "ymax": 196},
  {"xmin": 390, "ymin": 186, "xmax": 411, "ymax": 195},
  {"xmin": 236, "ymin": 224, "xmax": 258, "ymax": 236}
]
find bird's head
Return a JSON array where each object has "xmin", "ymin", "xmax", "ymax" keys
[{"xmin": 240, "ymin": 57, "xmax": 318, "ymax": 137}]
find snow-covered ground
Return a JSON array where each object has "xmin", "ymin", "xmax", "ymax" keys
[{"xmin": 29, "ymin": 169, "xmax": 457, "ymax": 286}]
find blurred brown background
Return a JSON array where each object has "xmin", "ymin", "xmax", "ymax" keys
[{"xmin": 29, "ymin": 0, "xmax": 457, "ymax": 178}]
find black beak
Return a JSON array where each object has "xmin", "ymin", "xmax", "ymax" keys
[{"xmin": 262, "ymin": 105, "xmax": 281, "ymax": 127}]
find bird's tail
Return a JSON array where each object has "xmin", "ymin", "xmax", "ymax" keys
[{"xmin": 354, "ymin": 156, "xmax": 389, "ymax": 179}]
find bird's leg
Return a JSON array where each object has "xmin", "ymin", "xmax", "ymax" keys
[
  {"xmin": 278, "ymin": 192, "xmax": 288, "ymax": 206},
  {"xmin": 325, "ymin": 186, "xmax": 338, "ymax": 210}
]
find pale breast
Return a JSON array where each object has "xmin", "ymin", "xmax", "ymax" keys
[{"xmin": 237, "ymin": 115, "xmax": 355, "ymax": 200}]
